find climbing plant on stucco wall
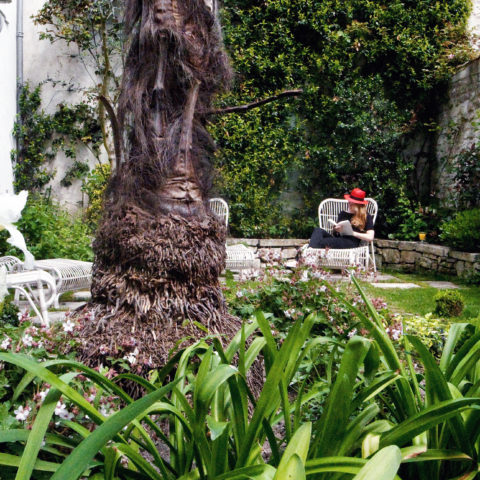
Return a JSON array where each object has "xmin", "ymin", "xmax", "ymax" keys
[
  {"xmin": 12, "ymin": 83, "xmax": 102, "ymax": 192},
  {"xmin": 210, "ymin": 0, "xmax": 474, "ymax": 238}
]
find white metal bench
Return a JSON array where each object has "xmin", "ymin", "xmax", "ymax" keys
[
  {"xmin": 0, "ymin": 255, "xmax": 23, "ymax": 271},
  {"xmin": 302, "ymin": 198, "xmax": 378, "ymax": 272},
  {"xmin": 208, "ymin": 198, "xmax": 260, "ymax": 270},
  {"xmin": 1, "ymin": 256, "xmax": 92, "ymax": 308},
  {"xmin": 32, "ymin": 259, "xmax": 92, "ymax": 307}
]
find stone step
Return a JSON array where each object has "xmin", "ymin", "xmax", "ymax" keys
[
  {"xmin": 426, "ymin": 281, "xmax": 460, "ymax": 289},
  {"xmin": 371, "ymin": 283, "xmax": 420, "ymax": 289}
]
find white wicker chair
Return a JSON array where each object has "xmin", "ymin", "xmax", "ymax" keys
[
  {"xmin": 302, "ymin": 198, "xmax": 378, "ymax": 272},
  {"xmin": 208, "ymin": 198, "xmax": 260, "ymax": 270},
  {"xmin": 209, "ymin": 197, "xmax": 229, "ymax": 228}
]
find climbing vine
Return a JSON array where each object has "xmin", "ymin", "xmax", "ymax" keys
[{"xmin": 12, "ymin": 83, "xmax": 102, "ymax": 192}]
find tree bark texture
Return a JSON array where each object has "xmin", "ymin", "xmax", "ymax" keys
[{"xmin": 74, "ymin": 0, "xmax": 239, "ymax": 372}]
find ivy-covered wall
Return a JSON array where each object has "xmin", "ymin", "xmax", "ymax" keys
[
  {"xmin": 434, "ymin": 57, "xmax": 480, "ymax": 209},
  {"xmin": 211, "ymin": 0, "xmax": 473, "ymax": 238},
  {"xmin": 12, "ymin": 0, "xmax": 476, "ymax": 238}
]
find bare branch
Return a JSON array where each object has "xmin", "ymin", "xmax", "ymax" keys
[
  {"xmin": 205, "ymin": 89, "xmax": 303, "ymax": 116},
  {"xmin": 98, "ymin": 95, "xmax": 124, "ymax": 171}
]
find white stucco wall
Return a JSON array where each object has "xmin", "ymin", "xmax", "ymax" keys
[
  {"xmin": 469, "ymin": 0, "xmax": 480, "ymax": 50},
  {"xmin": 0, "ymin": 1, "xmax": 16, "ymax": 194},
  {"xmin": 23, "ymin": 0, "xmax": 105, "ymax": 211}
]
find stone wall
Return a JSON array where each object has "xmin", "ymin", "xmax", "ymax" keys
[
  {"xmin": 374, "ymin": 240, "xmax": 480, "ymax": 278},
  {"xmin": 227, "ymin": 238, "xmax": 480, "ymax": 278}
]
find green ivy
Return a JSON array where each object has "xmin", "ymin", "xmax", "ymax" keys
[
  {"xmin": 211, "ymin": 0, "xmax": 473, "ymax": 238},
  {"xmin": 12, "ymin": 83, "xmax": 103, "ymax": 193}
]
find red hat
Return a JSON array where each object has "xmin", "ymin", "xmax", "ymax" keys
[{"xmin": 344, "ymin": 188, "xmax": 368, "ymax": 205}]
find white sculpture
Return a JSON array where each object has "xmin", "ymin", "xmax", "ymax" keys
[{"xmin": 0, "ymin": 190, "xmax": 35, "ymax": 269}]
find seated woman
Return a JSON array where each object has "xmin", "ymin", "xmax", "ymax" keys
[{"xmin": 309, "ymin": 188, "xmax": 375, "ymax": 249}]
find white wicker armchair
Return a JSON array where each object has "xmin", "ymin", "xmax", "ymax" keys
[
  {"xmin": 208, "ymin": 198, "xmax": 260, "ymax": 270},
  {"xmin": 302, "ymin": 198, "xmax": 378, "ymax": 272},
  {"xmin": 208, "ymin": 197, "xmax": 229, "ymax": 228}
]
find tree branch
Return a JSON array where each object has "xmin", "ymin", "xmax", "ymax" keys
[
  {"xmin": 205, "ymin": 89, "xmax": 303, "ymax": 116},
  {"xmin": 98, "ymin": 95, "xmax": 124, "ymax": 171}
]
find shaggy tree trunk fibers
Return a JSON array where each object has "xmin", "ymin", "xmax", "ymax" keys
[{"xmin": 75, "ymin": 0, "xmax": 240, "ymax": 372}]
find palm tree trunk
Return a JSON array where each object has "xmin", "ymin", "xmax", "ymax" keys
[{"xmin": 74, "ymin": 0, "xmax": 238, "ymax": 374}]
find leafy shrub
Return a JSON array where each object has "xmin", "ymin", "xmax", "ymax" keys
[
  {"xmin": 434, "ymin": 289, "xmax": 465, "ymax": 317},
  {"xmin": 387, "ymin": 193, "xmax": 428, "ymax": 241},
  {"xmin": 439, "ymin": 208, "xmax": 480, "ymax": 252},
  {"xmin": 0, "ymin": 298, "xmax": 19, "ymax": 327},
  {"xmin": 0, "ymin": 194, "xmax": 94, "ymax": 261},
  {"xmin": 402, "ymin": 313, "xmax": 449, "ymax": 356},
  {"xmin": 2, "ymin": 278, "xmax": 480, "ymax": 479}
]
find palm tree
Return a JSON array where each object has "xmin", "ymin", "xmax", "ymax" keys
[{"xmin": 76, "ymin": 0, "xmax": 238, "ymax": 371}]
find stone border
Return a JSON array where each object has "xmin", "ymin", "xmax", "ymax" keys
[
  {"xmin": 374, "ymin": 239, "xmax": 479, "ymax": 277},
  {"xmin": 227, "ymin": 238, "xmax": 480, "ymax": 277}
]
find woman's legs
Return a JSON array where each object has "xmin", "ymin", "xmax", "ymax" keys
[
  {"xmin": 309, "ymin": 228, "xmax": 331, "ymax": 248},
  {"xmin": 309, "ymin": 228, "xmax": 359, "ymax": 249}
]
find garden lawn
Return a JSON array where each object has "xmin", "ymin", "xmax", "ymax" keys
[{"xmin": 358, "ymin": 272, "xmax": 480, "ymax": 321}]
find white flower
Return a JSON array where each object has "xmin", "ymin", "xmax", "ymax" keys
[
  {"xmin": 14, "ymin": 405, "xmax": 30, "ymax": 421},
  {"xmin": 236, "ymin": 290, "xmax": 244, "ymax": 298},
  {"xmin": 63, "ymin": 319, "xmax": 75, "ymax": 333},
  {"xmin": 319, "ymin": 285, "xmax": 327, "ymax": 293},
  {"xmin": 1, "ymin": 337, "xmax": 11, "ymax": 350},
  {"xmin": 348, "ymin": 328, "xmax": 358, "ymax": 338},
  {"xmin": 124, "ymin": 347, "xmax": 139, "ymax": 366},
  {"xmin": 99, "ymin": 405, "xmax": 113, "ymax": 417},
  {"xmin": 39, "ymin": 389, "xmax": 50, "ymax": 402},
  {"xmin": 299, "ymin": 270, "xmax": 309, "ymax": 282},
  {"xmin": 284, "ymin": 308, "xmax": 296, "ymax": 318},
  {"xmin": 55, "ymin": 402, "xmax": 74, "ymax": 421},
  {"xmin": 22, "ymin": 334, "xmax": 33, "ymax": 347}
]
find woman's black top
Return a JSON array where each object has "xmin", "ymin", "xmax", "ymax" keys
[{"xmin": 337, "ymin": 211, "xmax": 374, "ymax": 233}]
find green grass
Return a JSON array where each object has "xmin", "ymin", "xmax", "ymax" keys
[{"xmin": 359, "ymin": 271, "xmax": 480, "ymax": 321}]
